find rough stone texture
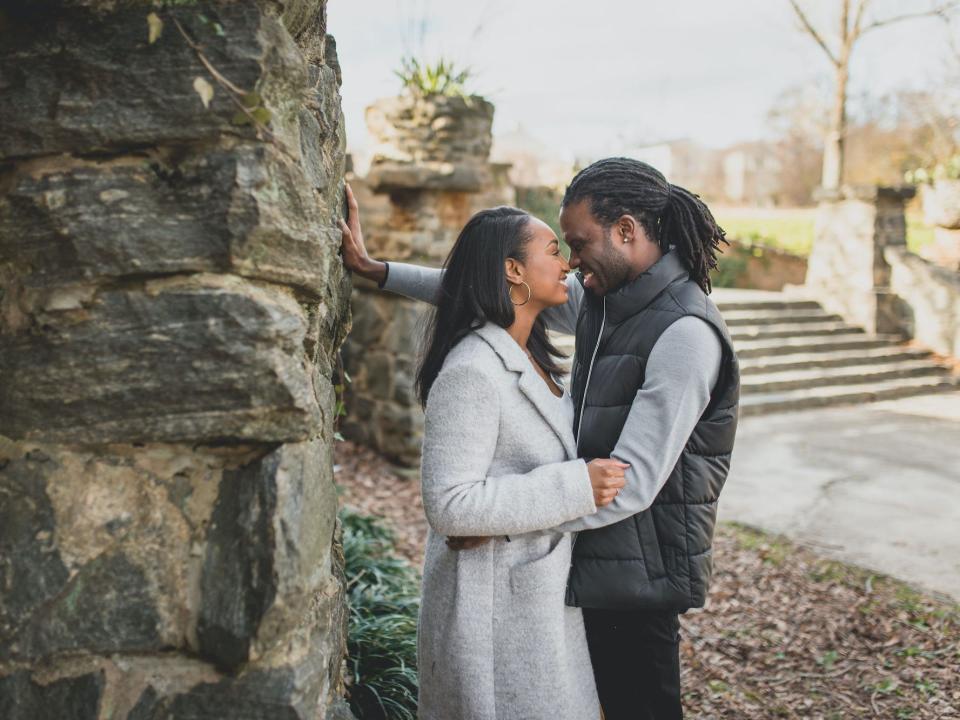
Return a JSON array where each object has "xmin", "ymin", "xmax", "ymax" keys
[
  {"xmin": 198, "ymin": 439, "xmax": 339, "ymax": 672},
  {"xmin": 0, "ymin": 275, "xmax": 325, "ymax": 444},
  {"xmin": 921, "ymin": 179, "xmax": 960, "ymax": 229},
  {"xmin": 365, "ymin": 94, "xmax": 495, "ymax": 192},
  {"xmin": 1, "ymin": 4, "xmax": 295, "ymax": 158},
  {"xmin": 0, "ymin": 669, "xmax": 105, "ymax": 720},
  {"xmin": 0, "ymin": 1, "xmax": 353, "ymax": 717},
  {"xmin": 0, "ymin": 143, "xmax": 343, "ymax": 296},
  {"xmin": 806, "ymin": 185, "xmax": 959, "ymax": 361},
  {"xmin": 886, "ymin": 247, "xmax": 960, "ymax": 357},
  {"xmin": 342, "ymin": 101, "xmax": 514, "ymax": 464},
  {"xmin": 805, "ymin": 186, "xmax": 915, "ymax": 336},
  {"xmin": 340, "ymin": 290, "xmax": 430, "ymax": 465}
]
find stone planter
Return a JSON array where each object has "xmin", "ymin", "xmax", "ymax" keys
[
  {"xmin": 342, "ymin": 92, "xmax": 507, "ymax": 465},
  {"xmin": 365, "ymin": 93, "xmax": 494, "ymax": 192},
  {"xmin": 922, "ymin": 180, "xmax": 960, "ymax": 229}
]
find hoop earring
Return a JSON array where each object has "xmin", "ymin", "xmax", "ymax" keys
[{"xmin": 510, "ymin": 281, "xmax": 532, "ymax": 306}]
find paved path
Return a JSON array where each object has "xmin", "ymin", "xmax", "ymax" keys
[{"xmin": 720, "ymin": 392, "xmax": 960, "ymax": 601}]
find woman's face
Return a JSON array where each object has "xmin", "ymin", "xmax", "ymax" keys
[{"xmin": 514, "ymin": 218, "xmax": 571, "ymax": 309}]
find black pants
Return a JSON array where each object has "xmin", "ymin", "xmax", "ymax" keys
[{"xmin": 583, "ymin": 608, "xmax": 683, "ymax": 720}]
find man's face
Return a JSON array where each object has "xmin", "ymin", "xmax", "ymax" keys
[{"xmin": 559, "ymin": 199, "xmax": 632, "ymax": 296}]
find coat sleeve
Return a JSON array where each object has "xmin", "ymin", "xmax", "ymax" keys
[
  {"xmin": 381, "ymin": 262, "xmax": 443, "ymax": 304},
  {"xmin": 421, "ymin": 362, "xmax": 596, "ymax": 536}
]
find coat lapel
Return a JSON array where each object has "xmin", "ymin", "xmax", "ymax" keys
[{"xmin": 474, "ymin": 323, "xmax": 579, "ymax": 459}]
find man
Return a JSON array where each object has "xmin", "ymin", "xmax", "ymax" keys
[{"xmin": 341, "ymin": 157, "xmax": 740, "ymax": 719}]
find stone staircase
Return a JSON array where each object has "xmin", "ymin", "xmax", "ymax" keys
[{"xmin": 552, "ymin": 289, "xmax": 959, "ymax": 416}]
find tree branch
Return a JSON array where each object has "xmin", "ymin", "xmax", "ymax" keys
[
  {"xmin": 851, "ymin": 0, "xmax": 870, "ymax": 40},
  {"xmin": 789, "ymin": 0, "xmax": 840, "ymax": 66},
  {"xmin": 860, "ymin": 1, "xmax": 960, "ymax": 35}
]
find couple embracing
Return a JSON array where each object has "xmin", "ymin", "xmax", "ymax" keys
[{"xmin": 340, "ymin": 157, "xmax": 741, "ymax": 720}]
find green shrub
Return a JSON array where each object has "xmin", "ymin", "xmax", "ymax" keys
[
  {"xmin": 394, "ymin": 56, "xmax": 472, "ymax": 99},
  {"xmin": 341, "ymin": 508, "xmax": 420, "ymax": 720}
]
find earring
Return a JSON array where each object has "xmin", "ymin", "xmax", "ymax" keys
[{"xmin": 510, "ymin": 281, "xmax": 532, "ymax": 306}]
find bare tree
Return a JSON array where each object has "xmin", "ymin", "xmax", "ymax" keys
[{"xmin": 788, "ymin": 0, "xmax": 960, "ymax": 190}]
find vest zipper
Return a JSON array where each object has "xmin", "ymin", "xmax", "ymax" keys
[
  {"xmin": 575, "ymin": 297, "xmax": 606, "ymax": 453},
  {"xmin": 571, "ymin": 297, "xmax": 606, "ymax": 555}
]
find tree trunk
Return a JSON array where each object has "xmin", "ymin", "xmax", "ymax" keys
[
  {"xmin": 822, "ymin": 0, "xmax": 851, "ymax": 191},
  {"xmin": 822, "ymin": 58, "xmax": 848, "ymax": 191}
]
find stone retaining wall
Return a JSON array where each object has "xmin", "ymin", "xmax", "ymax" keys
[{"xmin": 0, "ymin": 2, "xmax": 353, "ymax": 718}]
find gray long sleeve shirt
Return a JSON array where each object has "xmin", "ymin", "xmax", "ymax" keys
[{"xmin": 381, "ymin": 262, "xmax": 722, "ymax": 532}]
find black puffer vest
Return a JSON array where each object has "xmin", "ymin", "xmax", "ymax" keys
[{"xmin": 565, "ymin": 251, "xmax": 740, "ymax": 612}]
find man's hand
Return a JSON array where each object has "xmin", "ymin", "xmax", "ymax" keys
[
  {"xmin": 446, "ymin": 536, "xmax": 492, "ymax": 551},
  {"xmin": 339, "ymin": 183, "xmax": 387, "ymax": 284},
  {"xmin": 587, "ymin": 458, "xmax": 629, "ymax": 507}
]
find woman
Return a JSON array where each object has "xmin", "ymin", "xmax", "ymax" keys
[{"xmin": 340, "ymin": 188, "xmax": 627, "ymax": 720}]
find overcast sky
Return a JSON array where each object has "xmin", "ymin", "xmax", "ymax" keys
[{"xmin": 328, "ymin": 1, "xmax": 958, "ymax": 160}]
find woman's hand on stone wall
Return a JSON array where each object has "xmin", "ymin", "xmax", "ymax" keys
[{"xmin": 339, "ymin": 183, "xmax": 388, "ymax": 284}]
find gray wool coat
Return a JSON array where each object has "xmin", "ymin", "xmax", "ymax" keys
[{"xmin": 417, "ymin": 322, "xmax": 602, "ymax": 720}]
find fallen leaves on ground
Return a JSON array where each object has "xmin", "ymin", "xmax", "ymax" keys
[{"xmin": 334, "ymin": 440, "xmax": 960, "ymax": 719}]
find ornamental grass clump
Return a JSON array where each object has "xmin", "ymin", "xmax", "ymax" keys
[
  {"xmin": 394, "ymin": 56, "xmax": 472, "ymax": 98},
  {"xmin": 341, "ymin": 507, "xmax": 421, "ymax": 720}
]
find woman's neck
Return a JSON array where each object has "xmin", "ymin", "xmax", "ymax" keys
[{"xmin": 506, "ymin": 305, "xmax": 537, "ymax": 353}]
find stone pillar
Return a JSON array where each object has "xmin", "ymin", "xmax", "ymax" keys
[
  {"xmin": 341, "ymin": 94, "xmax": 512, "ymax": 466},
  {"xmin": 805, "ymin": 186, "xmax": 916, "ymax": 335},
  {"xmin": 0, "ymin": 3, "xmax": 353, "ymax": 718},
  {"xmin": 920, "ymin": 180, "xmax": 960, "ymax": 271}
]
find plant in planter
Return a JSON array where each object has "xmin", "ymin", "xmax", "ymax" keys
[
  {"xmin": 905, "ymin": 155, "xmax": 960, "ymax": 230},
  {"xmin": 365, "ymin": 56, "xmax": 494, "ymax": 193},
  {"xmin": 394, "ymin": 56, "xmax": 472, "ymax": 99}
]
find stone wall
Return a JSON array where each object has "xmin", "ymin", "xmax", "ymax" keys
[
  {"xmin": 804, "ymin": 185, "xmax": 960, "ymax": 360},
  {"xmin": 805, "ymin": 186, "xmax": 915, "ymax": 335},
  {"xmin": 0, "ymin": 2, "xmax": 353, "ymax": 718},
  {"xmin": 341, "ymin": 95, "xmax": 513, "ymax": 466},
  {"xmin": 886, "ymin": 247, "xmax": 960, "ymax": 358}
]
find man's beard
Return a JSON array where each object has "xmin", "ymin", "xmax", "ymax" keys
[{"xmin": 592, "ymin": 230, "xmax": 632, "ymax": 294}]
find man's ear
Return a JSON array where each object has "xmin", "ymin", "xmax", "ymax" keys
[
  {"xmin": 504, "ymin": 257, "xmax": 524, "ymax": 284},
  {"xmin": 617, "ymin": 214, "xmax": 642, "ymax": 242}
]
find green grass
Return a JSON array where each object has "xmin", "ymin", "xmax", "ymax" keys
[
  {"xmin": 906, "ymin": 215, "xmax": 935, "ymax": 253},
  {"xmin": 715, "ymin": 210, "xmax": 936, "ymax": 257},
  {"xmin": 341, "ymin": 508, "xmax": 421, "ymax": 720},
  {"xmin": 716, "ymin": 213, "xmax": 815, "ymax": 256}
]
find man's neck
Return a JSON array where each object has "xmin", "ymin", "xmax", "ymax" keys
[{"xmin": 627, "ymin": 245, "xmax": 664, "ymax": 283}]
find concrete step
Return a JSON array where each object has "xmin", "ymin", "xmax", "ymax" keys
[
  {"xmin": 741, "ymin": 360, "xmax": 951, "ymax": 394},
  {"xmin": 730, "ymin": 321, "xmax": 862, "ymax": 341},
  {"xmin": 739, "ymin": 346, "xmax": 934, "ymax": 374},
  {"xmin": 715, "ymin": 299, "xmax": 822, "ymax": 312},
  {"xmin": 740, "ymin": 375, "xmax": 960, "ymax": 415},
  {"xmin": 722, "ymin": 309, "xmax": 842, "ymax": 327},
  {"xmin": 734, "ymin": 334, "xmax": 903, "ymax": 358}
]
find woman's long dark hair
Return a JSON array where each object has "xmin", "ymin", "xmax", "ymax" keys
[
  {"xmin": 561, "ymin": 157, "xmax": 728, "ymax": 293},
  {"xmin": 416, "ymin": 206, "xmax": 566, "ymax": 407}
]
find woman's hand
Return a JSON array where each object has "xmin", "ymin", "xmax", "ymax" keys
[
  {"xmin": 339, "ymin": 183, "xmax": 387, "ymax": 284},
  {"xmin": 446, "ymin": 536, "xmax": 491, "ymax": 551},
  {"xmin": 587, "ymin": 459, "xmax": 629, "ymax": 507}
]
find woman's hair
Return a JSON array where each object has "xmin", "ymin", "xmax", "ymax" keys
[
  {"xmin": 416, "ymin": 206, "xmax": 566, "ymax": 407},
  {"xmin": 561, "ymin": 157, "xmax": 728, "ymax": 293}
]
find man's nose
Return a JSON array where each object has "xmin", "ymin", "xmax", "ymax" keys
[{"xmin": 568, "ymin": 251, "xmax": 580, "ymax": 269}]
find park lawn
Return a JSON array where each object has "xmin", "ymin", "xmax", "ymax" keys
[{"xmin": 715, "ymin": 209, "xmax": 936, "ymax": 257}]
